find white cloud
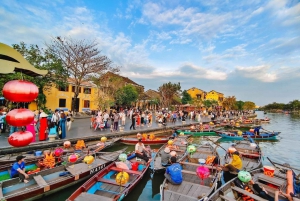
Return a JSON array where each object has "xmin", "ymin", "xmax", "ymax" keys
[{"xmin": 235, "ymin": 65, "xmax": 278, "ymax": 82}]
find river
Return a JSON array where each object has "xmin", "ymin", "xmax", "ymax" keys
[{"xmin": 38, "ymin": 111, "xmax": 300, "ymax": 201}]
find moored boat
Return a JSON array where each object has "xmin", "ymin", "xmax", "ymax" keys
[
  {"xmin": 208, "ymin": 161, "xmax": 298, "ymax": 201},
  {"xmin": 151, "ymin": 135, "xmax": 189, "ymax": 173},
  {"xmin": 0, "ymin": 138, "xmax": 120, "ymax": 183},
  {"xmin": 0, "ymin": 137, "xmax": 120, "ymax": 166},
  {"xmin": 120, "ymin": 134, "xmax": 170, "ymax": 145},
  {"xmin": 217, "ymin": 131, "xmax": 279, "ymax": 140},
  {"xmin": 176, "ymin": 125, "xmax": 218, "ymax": 136},
  {"xmin": 160, "ymin": 143, "xmax": 221, "ymax": 201},
  {"xmin": 67, "ymin": 152, "xmax": 150, "ymax": 201},
  {"xmin": 0, "ymin": 148, "xmax": 126, "ymax": 201}
]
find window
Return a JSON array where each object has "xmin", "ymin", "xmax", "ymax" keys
[
  {"xmin": 196, "ymin": 94, "xmax": 201, "ymax": 100},
  {"xmin": 72, "ymin": 86, "xmax": 81, "ymax": 93},
  {"xmin": 83, "ymin": 100, "xmax": 90, "ymax": 108},
  {"xmin": 58, "ymin": 86, "xmax": 68, "ymax": 91},
  {"xmin": 83, "ymin": 88, "xmax": 91, "ymax": 94},
  {"xmin": 59, "ymin": 99, "xmax": 66, "ymax": 107}
]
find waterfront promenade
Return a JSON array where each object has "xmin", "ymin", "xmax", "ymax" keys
[{"xmin": 0, "ymin": 117, "xmax": 204, "ymax": 148}]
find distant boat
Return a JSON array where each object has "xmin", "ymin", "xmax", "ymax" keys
[{"xmin": 264, "ymin": 111, "xmax": 267, "ymax": 114}]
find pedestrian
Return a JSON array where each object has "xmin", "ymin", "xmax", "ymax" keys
[
  {"xmin": 59, "ymin": 112, "xmax": 66, "ymax": 139},
  {"xmin": 39, "ymin": 111, "xmax": 48, "ymax": 141},
  {"xmin": 164, "ymin": 156, "xmax": 182, "ymax": 185},
  {"xmin": 51, "ymin": 109, "xmax": 60, "ymax": 134},
  {"xmin": 113, "ymin": 111, "xmax": 120, "ymax": 131},
  {"xmin": 66, "ymin": 113, "xmax": 72, "ymax": 131},
  {"xmin": 135, "ymin": 139, "xmax": 151, "ymax": 163},
  {"xmin": 120, "ymin": 110, "xmax": 126, "ymax": 126},
  {"xmin": 130, "ymin": 112, "xmax": 136, "ymax": 130},
  {"xmin": 26, "ymin": 119, "xmax": 36, "ymax": 142},
  {"xmin": 10, "ymin": 156, "xmax": 29, "ymax": 183}
]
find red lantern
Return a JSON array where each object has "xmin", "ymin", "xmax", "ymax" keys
[
  {"xmin": 8, "ymin": 131, "xmax": 33, "ymax": 147},
  {"xmin": 3, "ymin": 80, "xmax": 38, "ymax": 102},
  {"xmin": 6, "ymin": 109, "xmax": 34, "ymax": 127},
  {"xmin": 68, "ymin": 153, "xmax": 79, "ymax": 163}
]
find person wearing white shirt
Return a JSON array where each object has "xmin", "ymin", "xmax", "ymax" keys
[{"xmin": 135, "ymin": 139, "xmax": 151, "ymax": 163}]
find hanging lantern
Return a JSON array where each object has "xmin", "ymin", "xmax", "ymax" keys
[
  {"xmin": 54, "ymin": 148, "xmax": 64, "ymax": 157},
  {"xmin": 115, "ymin": 172, "xmax": 129, "ymax": 185},
  {"xmin": 101, "ymin": 136, "xmax": 107, "ymax": 142},
  {"xmin": 179, "ymin": 132, "xmax": 184, "ymax": 136},
  {"xmin": 68, "ymin": 153, "xmax": 79, "ymax": 163},
  {"xmin": 118, "ymin": 153, "xmax": 127, "ymax": 162},
  {"xmin": 8, "ymin": 131, "xmax": 33, "ymax": 147},
  {"xmin": 196, "ymin": 165, "xmax": 210, "ymax": 184},
  {"xmin": 3, "ymin": 80, "xmax": 38, "ymax": 102},
  {"xmin": 168, "ymin": 140, "xmax": 174, "ymax": 145},
  {"xmin": 6, "ymin": 108, "xmax": 34, "ymax": 127},
  {"xmin": 187, "ymin": 145, "xmax": 196, "ymax": 154},
  {"xmin": 83, "ymin": 155, "xmax": 94, "ymax": 165},
  {"xmin": 64, "ymin": 141, "xmax": 71, "ymax": 148}
]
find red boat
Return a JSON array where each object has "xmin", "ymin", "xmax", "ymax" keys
[
  {"xmin": 120, "ymin": 135, "xmax": 170, "ymax": 145},
  {"xmin": 67, "ymin": 153, "xmax": 150, "ymax": 201}
]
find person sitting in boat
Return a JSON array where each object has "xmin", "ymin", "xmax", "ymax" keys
[
  {"xmin": 234, "ymin": 171, "xmax": 293, "ymax": 201},
  {"xmin": 10, "ymin": 155, "xmax": 29, "ymax": 183},
  {"xmin": 161, "ymin": 147, "xmax": 171, "ymax": 167},
  {"xmin": 254, "ymin": 127, "xmax": 260, "ymax": 136},
  {"xmin": 135, "ymin": 139, "xmax": 151, "ymax": 163},
  {"xmin": 218, "ymin": 151, "xmax": 243, "ymax": 182},
  {"xmin": 164, "ymin": 156, "xmax": 182, "ymax": 185},
  {"xmin": 169, "ymin": 130, "xmax": 178, "ymax": 139},
  {"xmin": 190, "ymin": 125, "xmax": 195, "ymax": 130}
]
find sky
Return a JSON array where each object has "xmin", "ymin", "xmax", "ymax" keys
[{"xmin": 1, "ymin": 0, "xmax": 300, "ymax": 106}]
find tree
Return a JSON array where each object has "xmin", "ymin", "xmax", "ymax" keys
[
  {"xmin": 158, "ymin": 82, "xmax": 181, "ymax": 108},
  {"xmin": 243, "ymin": 101, "xmax": 256, "ymax": 110},
  {"xmin": 192, "ymin": 98, "xmax": 202, "ymax": 110},
  {"xmin": 181, "ymin": 90, "xmax": 192, "ymax": 104},
  {"xmin": 202, "ymin": 99, "xmax": 213, "ymax": 109},
  {"xmin": 0, "ymin": 42, "xmax": 67, "ymax": 109},
  {"xmin": 235, "ymin": 100, "xmax": 245, "ymax": 111},
  {"xmin": 47, "ymin": 37, "xmax": 117, "ymax": 112},
  {"xmin": 115, "ymin": 85, "xmax": 138, "ymax": 107},
  {"xmin": 222, "ymin": 96, "xmax": 236, "ymax": 110}
]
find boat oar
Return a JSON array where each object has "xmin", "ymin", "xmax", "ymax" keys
[
  {"xmin": 261, "ymin": 127, "xmax": 273, "ymax": 133},
  {"xmin": 267, "ymin": 157, "xmax": 300, "ymax": 172},
  {"xmin": 204, "ymin": 137, "xmax": 227, "ymax": 152}
]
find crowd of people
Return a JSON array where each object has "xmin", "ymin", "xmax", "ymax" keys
[{"xmin": 0, "ymin": 108, "xmax": 73, "ymax": 141}]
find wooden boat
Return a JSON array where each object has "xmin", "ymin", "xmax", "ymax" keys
[
  {"xmin": 0, "ymin": 137, "xmax": 120, "ymax": 166},
  {"xmin": 67, "ymin": 152, "xmax": 150, "ymax": 201},
  {"xmin": 151, "ymin": 135, "xmax": 189, "ymax": 173},
  {"xmin": 0, "ymin": 138, "xmax": 121, "ymax": 183},
  {"xmin": 208, "ymin": 162, "xmax": 298, "ymax": 201},
  {"xmin": 217, "ymin": 131, "xmax": 279, "ymax": 140},
  {"xmin": 226, "ymin": 139, "xmax": 262, "ymax": 172},
  {"xmin": 260, "ymin": 118, "xmax": 270, "ymax": 123},
  {"xmin": 120, "ymin": 135, "xmax": 170, "ymax": 145},
  {"xmin": 0, "ymin": 148, "xmax": 127, "ymax": 201},
  {"xmin": 176, "ymin": 125, "xmax": 219, "ymax": 136},
  {"xmin": 160, "ymin": 143, "xmax": 221, "ymax": 201}
]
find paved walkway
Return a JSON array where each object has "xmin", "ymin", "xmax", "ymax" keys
[{"xmin": 0, "ymin": 117, "xmax": 204, "ymax": 147}]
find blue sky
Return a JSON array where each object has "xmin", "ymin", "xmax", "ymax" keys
[{"xmin": 1, "ymin": 0, "xmax": 300, "ymax": 106}]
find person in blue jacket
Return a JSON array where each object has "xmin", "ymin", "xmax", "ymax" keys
[
  {"xmin": 254, "ymin": 127, "xmax": 260, "ymax": 136},
  {"xmin": 10, "ymin": 155, "xmax": 29, "ymax": 183},
  {"xmin": 164, "ymin": 156, "xmax": 182, "ymax": 185}
]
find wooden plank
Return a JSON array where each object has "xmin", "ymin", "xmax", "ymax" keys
[
  {"xmin": 110, "ymin": 167, "xmax": 142, "ymax": 175},
  {"xmin": 181, "ymin": 162, "xmax": 218, "ymax": 169},
  {"xmin": 219, "ymin": 195, "xmax": 236, "ymax": 201},
  {"xmin": 164, "ymin": 190, "xmax": 198, "ymax": 201},
  {"xmin": 258, "ymin": 174, "xmax": 285, "ymax": 186},
  {"xmin": 231, "ymin": 186, "xmax": 268, "ymax": 201},
  {"xmin": 97, "ymin": 178, "xmax": 128, "ymax": 187},
  {"xmin": 0, "ymin": 183, "xmax": 3, "ymax": 198},
  {"xmin": 33, "ymin": 175, "xmax": 48, "ymax": 187},
  {"xmin": 75, "ymin": 192, "xmax": 112, "ymax": 201}
]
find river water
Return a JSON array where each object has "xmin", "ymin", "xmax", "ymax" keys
[{"xmin": 39, "ymin": 111, "xmax": 300, "ymax": 201}]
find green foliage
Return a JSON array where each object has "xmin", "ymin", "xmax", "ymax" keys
[
  {"xmin": 262, "ymin": 100, "xmax": 300, "ymax": 111},
  {"xmin": 115, "ymin": 85, "xmax": 138, "ymax": 106},
  {"xmin": 243, "ymin": 101, "xmax": 256, "ymax": 110},
  {"xmin": 0, "ymin": 42, "xmax": 68, "ymax": 109},
  {"xmin": 235, "ymin": 100, "xmax": 245, "ymax": 110},
  {"xmin": 158, "ymin": 82, "xmax": 181, "ymax": 107},
  {"xmin": 202, "ymin": 99, "xmax": 213, "ymax": 108},
  {"xmin": 181, "ymin": 90, "xmax": 192, "ymax": 104}
]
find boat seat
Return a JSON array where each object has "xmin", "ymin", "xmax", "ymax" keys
[
  {"xmin": 97, "ymin": 178, "xmax": 129, "ymax": 187},
  {"xmin": 110, "ymin": 167, "xmax": 141, "ymax": 175},
  {"xmin": 231, "ymin": 186, "xmax": 268, "ymax": 201},
  {"xmin": 33, "ymin": 175, "xmax": 48, "ymax": 187},
  {"xmin": 181, "ymin": 162, "xmax": 218, "ymax": 170},
  {"xmin": 219, "ymin": 194, "xmax": 236, "ymax": 201},
  {"xmin": 164, "ymin": 189, "xmax": 198, "ymax": 201},
  {"xmin": 181, "ymin": 170, "xmax": 214, "ymax": 178},
  {"xmin": 75, "ymin": 192, "xmax": 113, "ymax": 201},
  {"xmin": 258, "ymin": 174, "xmax": 285, "ymax": 186}
]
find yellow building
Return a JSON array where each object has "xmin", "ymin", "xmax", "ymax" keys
[
  {"xmin": 205, "ymin": 90, "xmax": 224, "ymax": 105},
  {"xmin": 29, "ymin": 79, "xmax": 98, "ymax": 112},
  {"xmin": 187, "ymin": 87, "xmax": 206, "ymax": 100}
]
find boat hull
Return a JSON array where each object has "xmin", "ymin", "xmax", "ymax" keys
[
  {"xmin": 120, "ymin": 138, "xmax": 168, "ymax": 145},
  {"xmin": 176, "ymin": 130, "xmax": 217, "ymax": 136},
  {"xmin": 219, "ymin": 133, "xmax": 278, "ymax": 140}
]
